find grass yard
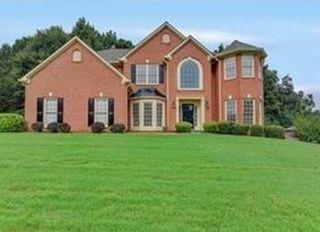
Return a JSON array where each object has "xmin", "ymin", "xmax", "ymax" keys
[{"xmin": 0, "ymin": 133, "xmax": 320, "ymax": 231}]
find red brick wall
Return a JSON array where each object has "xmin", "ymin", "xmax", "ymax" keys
[
  {"xmin": 25, "ymin": 41, "xmax": 128, "ymax": 131},
  {"xmin": 166, "ymin": 41, "xmax": 213, "ymax": 131},
  {"xmin": 220, "ymin": 54, "xmax": 264, "ymax": 124}
]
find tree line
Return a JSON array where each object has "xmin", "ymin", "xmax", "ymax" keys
[{"xmin": 0, "ymin": 18, "xmax": 316, "ymax": 127}]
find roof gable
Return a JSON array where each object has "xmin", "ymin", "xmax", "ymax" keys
[
  {"xmin": 19, "ymin": 37, "xmax": 130, "ymax": 85},
  {"xmin": 165, "ymin": 36, "xmax": 217, "ymax": 61},
  {"xmin": 120, "ymin": 22, "xmax": 185, "ymax": 61}
]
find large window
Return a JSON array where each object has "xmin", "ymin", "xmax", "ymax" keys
[
  {"xmin": 94, "ymin": 98, "xmax": 108, "ymax": 125},
  {"xmin": 242, "ymin": 55, "xmax": 254, "ymax": 77},
  {"xmin": 243, "ymin": 99, "xmax": 255, "ymax": 125},
  {"xmin": 224, "ymin": 57, "xmax": 236, "ymax": 79},
  {"xmin": 131, "ymin": 100, "xmax": 164, "ymax": 130},
  {"xmin": 44, "ymin": 98, "xmax": 58, "ymax": 125},
  {"xmin": 136, "ymin": 64, "xmax": 159, "ymax": 84},
  {"xmin": 179, "ymin": 59, "xmax": 202, "ymax": 89},
  {"xmin": 226, "ymin": 100, "xmax": 236, "ymax": 122}
]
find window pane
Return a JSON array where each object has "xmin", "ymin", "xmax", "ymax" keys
[
  {"xmin": 225, "ymin": 58, "xmax": 236, "ymax": 79},
  {"xmin": 143, "ymin": 102, "xmax": 152, "ymax": 126},
  {"xmin": 156, "ymin": 103, "xmax": 163, "ymax": 127},
  {"xmin": 242, "ymin": 56, "xmax": 254, "ymax": 77},
  {"xmin": 180, "ymin": 60, "xmax": 200, "ymax": 88},
  {"xmin": 136, "ymin": 65, "xmax": 147, "ymax": 84},
  {"xmin": 133, "ymin": 103, "xmax": 140, "ymax": 127},
  {"xmin": 243, "ymin": 99, "xmax": 254, "ymax": 125},
  {"xmin": 226, "ymin": 100, "xmax": 236, "ymax": 122},
  {"xmin": 148, "ymin": 65, "xmax": 159, "ymax": 84},
  {"xmin": 94, "ymin": 98, "xmax": 108, "ymax": 124},
  {"xmin": 44, "ymin": 98, "xmax": 57, "ymax": 125}
]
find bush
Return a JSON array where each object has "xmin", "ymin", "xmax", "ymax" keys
[
  {"xmin": 59, "ymin": 123, "xmax": 71, "ymax": 133},
  {"xmin": 91, "ymin": 122, "xmax": 105, "ymax": 134},
  {"xmin": 0, "ymin": 113, "xmax": 25, "ymax": 132},
  {"xmin": 110, "ymin": 124, "xmax": 126, "ymax": 133},
  {"xmin": 250, "ymin": 124, "xmax": 264, "ymax": 137},
  {"xmin": 264, "ymin": 125, "xmax": 285, "ymax": 139},
  {"xmin": 47, "ymin": 122, "xmax": 59, "ymax": 133},
  {"xmin": 203, "ymin": 121, "xmax": 219, "ymax": 133},
  {"xmin": 217, "ymin": 121, "xmax": 236, "ymax": 134},
  {"xmin": 31, "ymin": 122, "xmax": 44, "ymax": 132},
  {"xmin": 233, "ymin": 124, "xmax": 250, "ymax": 136},
  {"xmin": 175, "ymin": 121, "xmax": 192, "ymax": 133},
  {"xmin": 295, "ymin": 115, "xmax": 320, "ymax": 143}
]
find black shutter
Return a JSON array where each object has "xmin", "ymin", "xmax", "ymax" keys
[
  {"xmin": 36, "ymin": 98, "xmax": 44, "ymax": 123},
  {"xmin": 88, "ymin": 98, "xmax": 95, "ymax": 126},
  {"xmin": 57, "ymin": 98, "xmax": 64, "ymax": 123},
  {"xmin": 131, "ymin": 64, "xmax": 136, "ymax": 83},
  {"xmin": 159, "ymin": 64, "xmax": 165, "ymax": 83},
  {"xmin": 108, "ymin": 98, "xmax": 115, "ymax": 126}
]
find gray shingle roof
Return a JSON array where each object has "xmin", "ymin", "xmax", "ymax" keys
[
  {"xmin": 217, "ymin": 40, "xmax": 267, "ymax": 57},
  {"xmin": 130, "ymin": 87, "xmax": 166, "ymax": 99},
  {"xmin": 98, "ymin": 48, "xmax": 131, "ymax": 63}
]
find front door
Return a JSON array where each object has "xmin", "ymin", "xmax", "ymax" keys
[{"xmin": 182, "ymin": 104, "xmax": 195, "ymax": 127}]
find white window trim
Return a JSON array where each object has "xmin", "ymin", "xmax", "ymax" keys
[
  {"xmin": 224, "ymin": 100, "xmax": 237, "ymax": 123},
  {"xmin": 131, "ymin": 99, "xmax": 165, "ymax": 131},
  {"xmin": 43, "ymin": 98, "xmax": 58, "ymax": 126},
  {"xmin": 177, "ymin": 57, "xmax": 203, "ymax": 91},
  {"xmin": 136, "ymin": 64, "xmax": 159, "ymax": 85},
  {"xmin": 243, "ymin": 99, "xmax": 256, "ymax": 125},
  {"xmin": 224, "ymin": 57, "xmax": 236, "ymax": 80},
  {"xmin": 94, "ymin": 98, "xmax": 109, "ymax": 126},
  {"xmin": 241, "ymin": 55, "xmax": 255, "ymax": 78}
]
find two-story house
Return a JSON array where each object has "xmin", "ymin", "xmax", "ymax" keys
[{"xmin": 21, "ymin": 22, "xmax": 267, "ymax": 131}]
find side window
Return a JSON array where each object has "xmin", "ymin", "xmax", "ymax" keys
[
  {"xmin": 94, "ymin": 98, "xmax": 108, "ymax": 125},
  {"xmin": 44, "ymin": 98, "xmax": 58, "ymax": 125},
  {"xmin": 226, "ymin": 100, "xmax": 236, "ymax": 122},
  {"xmin": 224, "ymin": 57, "xmax": 236, "ymax": 80},
  {"xmin": 242, "ymin": 55, "xmax": 254, "ymax": 77}
]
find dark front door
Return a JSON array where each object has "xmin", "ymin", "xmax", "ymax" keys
[{"xmin": 182, "ymin": 104, "xmax": 195, "ymax": 126}]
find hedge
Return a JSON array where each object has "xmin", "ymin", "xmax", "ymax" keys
[
  {"xmin": 0, "ymin": 113, "xmax": 25, "ymax": 132},
  {"xmin": 175, "ymin": 121, "xmax": 193, "ymax": 133},
  {"xmin": 250, "ymin": 124, "xmax": 264, "ymax": 137},
  {"xmin": 264, "ymin": 125, "xmax": 285, "ymax": 139},
  {"xmin": 295, "ymin": 115, "xmax": 320, "ymax": 143},
  {"xmin": 203, "ymin": 121, "xmax": 219, "ymax": 133}
]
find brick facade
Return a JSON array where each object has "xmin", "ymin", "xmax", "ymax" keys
[{"xmin": 23, "ymin": 22, "xmax": 266, "ymax": 132}]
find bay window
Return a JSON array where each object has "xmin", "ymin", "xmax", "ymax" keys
[
  {"xmin": 226, "ymin": 100, "xmax": 236, "ymax": 122},
  {"xmin": 224, "ymin": 57, "xmax": 236, "ymax": 79}
]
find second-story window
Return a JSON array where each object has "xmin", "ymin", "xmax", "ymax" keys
[
  {"xmin": 224, "ymin": 57, "xmax": 236, "ymax": 80},
  {"xmin": 242, "ymin": 55, "xmax": 254, "ymax": 77},
  {"xmin": 136, "ymin": 64, "xmax": 159, "ymax": 84}
]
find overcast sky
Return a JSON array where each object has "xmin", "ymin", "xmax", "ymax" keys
[{"xmin": 1, "ymin": 0, "xmax": 319, "ymax": 108}]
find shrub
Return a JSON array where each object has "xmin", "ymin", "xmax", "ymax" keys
[
  {"xmin": 203, "ymin": 121, "xmax": 219, "ymax": 133},
  {"xmin": 264, "ymin": 125, "xmax": 285, "ymax": 139},
  {"xmin": 233, "ymin": 124, "xmax": 250, "ymax": 136},
  {"xmin": 0, "ymin": 113, "xmax": 25, "ymax": 132},
  {"xmin": 295, "ymin": 115, "xmax": 320, "ymax": 143},
  {"xmin": 91, "ymin": 122, "xmax": 105, "ymax": 134},
  {"xmin": 47, "ymin": 122, "xmax": 59, "ymax": 133},
  {"xmin": 250, "ymin": 124, "xmax": 264, "ymax": 137},
  {"xmin": 31, "ymin": 122, "xmax": 44, "ymax": 132},
  {"xmin": 59, "ymin": 123, "xmax": 71, "ymax": 133},
  {"xmin": 110, "ymin": 124, "xmax": 126, "ymax": 133},
  {"xmin": 175, "ymin": 121, "xmax": 192, "ymax": 133},
  {"xmin": 217, "ymin": 121, "xmax": 236, "ymax": 134}
]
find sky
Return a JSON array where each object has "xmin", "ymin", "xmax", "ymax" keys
[{"xmin": 1, "ymin": 0, "xmax": 319, "ymax": 108}]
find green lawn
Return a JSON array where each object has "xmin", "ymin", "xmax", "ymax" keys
[{"xmin": 0, "ymin": 133, "xmax": 320, "ymax": 231}]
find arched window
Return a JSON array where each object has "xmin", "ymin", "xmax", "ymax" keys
[
  {"xmin": 72, "ymin": 50, "xmax": 82, "ymax": 63},
  {"xmin": 179, "ymin": 58, "xmax": 202, "ymax": 89}
]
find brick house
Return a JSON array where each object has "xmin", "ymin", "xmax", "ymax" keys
[{"xmin": 21, "ymin": 22, "xmax": 267, "ymax": 132}]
